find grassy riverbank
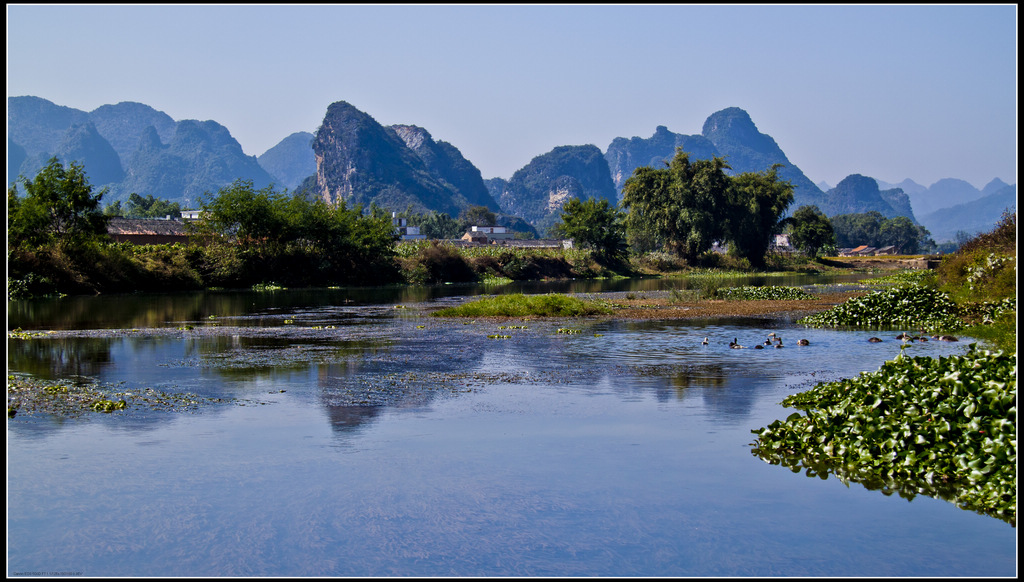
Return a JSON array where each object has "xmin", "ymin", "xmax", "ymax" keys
[{"xmin": 8, "ymin": 233, "xmax": 899, "ymax": 300}]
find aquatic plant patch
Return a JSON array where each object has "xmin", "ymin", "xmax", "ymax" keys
[
  {"xmin": 430, "ymin": 293, "xmax": 612, "ymax": 318},
  {"xmin": 7, "ymin": 374, "xmax": 257, "ymax": 419},
  {"xmin": 8, "ymin": 328, "xmax": 53, "ymax": 340},
  {"xmin": 717, "ymin": 286, "xmax": 815, "ymax": 301},
  {"xmin": 751, "ymin": 346, "xmax": 1016, "ymax": 524},
  {"xmin": 798, "ymin": 284, "xmax": 962, "ymax": 331}
]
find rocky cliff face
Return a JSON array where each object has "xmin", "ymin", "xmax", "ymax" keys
[
  {"xmin": 493, "ymin": 144, "xmax": 618, "ymax": 232},
  {"xmin": 12, "ymin": 95, "xmax": 1012, "ymax": 232},
  {"xmin": 88, "ymin": 101, "xmax": 177, "ymax": 164},
  {"xmin": 909, "ymin": 178, "xmax": 984, "ymax": 218},
  {"xmin": 981, "ymin": 177, "xmax": 1011, "ymax": 197},
  {"xmin": 8, "ymin": 138, "xmax": 28, "ymax": 185},
  {"xmin": 311, "ymin": 102, "xmax": 497, "ymax": 216},
  {"xmin": 700, "ymin": 107, "xmax": 825, "ymax": 210},
  {"xmin": 390, "ymin": 124, "xmax": 500, "ymax": 211},
  {"xmin": 7, "ymin": 96, "xmax": 89, "ymax": 156},
  {"xmin": 257, "ymin": 131, "xmax": 317, "ymax": 191},
  {"xmin": 878, "ymin": 187, "xmax": 916, "ymax": 221},
  {"xmin": 118, "ymin": 119, "xmax": 274, "ymax": 207},
  {"xmin": 919, "ymin": 185, "xmax": 1016, "ymax": 242},
  {"xmin": 604, "ymin": 125, "xmax": 719, "ymax": 199},
  {"xmin": 603, "ymin": 109, "xmax": 826, "ymax": 212},
  {"xmin": 54, "ymin": 122, "xmax": 125, "ymax": 187}
]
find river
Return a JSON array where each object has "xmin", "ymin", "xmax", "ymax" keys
[{"xmin": 6, "ymin": 276, "xmax": 1017, "ymax": 577}]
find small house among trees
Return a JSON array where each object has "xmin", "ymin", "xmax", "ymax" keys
[{"xmin": 107, "ymin": 217, "xmax": 190, "ymax": 245}]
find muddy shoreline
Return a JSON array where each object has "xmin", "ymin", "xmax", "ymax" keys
[{"xmin": 590, "ymin": 290, "xmax": 865, "ymax": 321}]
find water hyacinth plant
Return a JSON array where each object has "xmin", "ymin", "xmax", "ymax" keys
[
  {"xmin": 717, "ymin": 286, "xmax": 815, "ymax": 301},
  {"xmin": 798, "ymin": 284, "xmax": 962, "ymax": 331},
  {"xmin": 751, "ymin": 345, "xmax": 1016, "ymax": 524}
]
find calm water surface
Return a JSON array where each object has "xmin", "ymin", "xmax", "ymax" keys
[{"xmin": 7, "ymin": 278, "xmax": 1017, "ymax": 577}]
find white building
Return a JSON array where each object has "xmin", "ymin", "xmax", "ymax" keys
[
  {"xmin": 469, "ymin": 225, "xmax": 513, "ymax": 240},
  {"xmin": 392, "ymin": 213, "xmax": 426, "ymax": 240}
]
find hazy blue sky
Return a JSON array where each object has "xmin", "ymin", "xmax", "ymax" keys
[{"xmin": 7, "ymin": 4, "xmax": 1017, "ymax": 189}]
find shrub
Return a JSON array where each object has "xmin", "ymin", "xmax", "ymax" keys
[
  {"xmin": 936, "ymin": 211, "xmax": 1016, "ymax": 303},
  {"xmin": 405, "ymin": 241, "xmax": 477, "ymax": 285},
  {"xmin": 631, "ymin": 251, "xmax": 687, "ymax": 273}
]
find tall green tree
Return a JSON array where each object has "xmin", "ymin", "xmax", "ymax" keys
[
  {"xmin": 831, "ymin": 211, "xmax": 932, "ymax": 254},
  {"xmin": 831, "ymin": 211, "xmax": 885, "ymax": 248},
  {"xmin": 418, "ymin": 211, "xmax": 466, "ymax": 239},
  {"xmin": 621, "ymin": 149, "xmax": 732, "ymax": 261},
  {"xmin": 103, "ymin": 200, "xmax": 124, "ymax": 217},
  {"xmin": 724, "ymin": 165, "xmax": 795, "ymax": 268},
  {"xmin": 194, "ymin": 180, "xmax": 399, "ymax": 286},
  {"xmin": 7, "ymin": 157, "xmax": 108, "ymax": 248},
  {"xmin": 124, "ymin": 193, "xmax": 183, "ymax": 219},
  {"xmin": 550, "ymin": 197, "xmax": 626, "ymax": 260},
  {"xmin": 197, "ymin": 180, "xmax": 293, "ymax": 251},
  {"xmin": 788, "ymin": 205, "xmax": 835, "ymax": 258},
  {"xmin": 460, "ymin": 205, "xmax": 497, "ymax": 227},
  {"xmin": 879, "ymin": 216, "xmax": 928, "ymax": 254}
]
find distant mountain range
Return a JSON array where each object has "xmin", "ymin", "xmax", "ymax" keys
[
  {"xmin": 916, "ymin": 184, "xmax": 1016, "ymax": 243},
  {"xmin": 8, "ymin": 96, "xmax": 1015, "ymax": 241},
  {"xmin": 8, "ymin": 96, "xmax": 274, "ymax": 207},
  {"xmin": 604, "ymin": 108, "xmax": 827, "ymax": 212},
  {"xmin": 819, "ymin": 174, "xmax": 916, "ymax": 221}
]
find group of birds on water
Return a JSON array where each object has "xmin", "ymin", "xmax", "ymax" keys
[
  {"xmin": 699, "ymin": 332, "xmax": 807, "ymax": 349},
  {"xmin": 700, "ymin": 331, "xmax": 959, "ymax": 349},
  {"xmin": 885, "ymin": 332, "xmax": 959, "ymax": 343}
]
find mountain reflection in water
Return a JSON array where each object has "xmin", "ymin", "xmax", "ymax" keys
[{"xmin": 6, "ymin": 278, "xmax": 1015, "ymax": 577}]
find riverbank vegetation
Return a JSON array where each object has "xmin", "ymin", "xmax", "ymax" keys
[
  {"xmin": 8, "ymin": 156, "xmax": 921, "ymax": 300},
  {"xmin": 755, "ymin": 212, "xmax": 1016, "ymax": 524},
  {"xmin": 751, "ymin": 346, "xmax": 1015, "ymax": 524},
  {"xmin": 431, "ymin": 293, "xmax": 612, "ymax": 318}
]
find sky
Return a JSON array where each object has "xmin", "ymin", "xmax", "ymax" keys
[{"xmin": 6, "ymin": 4, "xmax": 1018, "ymax": 190}]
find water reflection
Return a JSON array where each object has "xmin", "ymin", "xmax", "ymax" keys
[
  {"xmin": 7, "ymin": 273, "xmax": 883, "ymax": 331},
  {"xmin": 750, "ymin": 444, "xmax": 1015, "ymax": 526},
  {"xmin": 322, "ymin": 403, "xmax": 384, "ymax": 435},
  {"xmin": 8, "ymin": 336, "xmax": 115, "ymax": 379},
  {"xmin": 9, "ymin": 289, "xmax": 973, "ymax": 441},
  {"xmin": 8, "ymin": 278, "xmax": 1014, "ymax": 577}
]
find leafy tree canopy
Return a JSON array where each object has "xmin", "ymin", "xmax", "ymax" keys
[
  {"xmin": 197, "ymin": 180, "xmax": 294, "ymax": 247},
  {"xmin": 621, "ymin": 149, "xmax": 732, "ymax": 261},
  {"xmin": 622, "ymin": 149, "xmax": 795, "ymax": 267},
  {"xmin": 787, "ymin": 205, "xmax": 835, "ymax": 258},
  {"xmin": 832, "ymin": 211, "xmax": 933, "ymax": 253},
  {"xmin": 724, "ymin": 164, "xmax": 795, "ymax": 268},
  {"xmin": 104, "ymin": 193, "xmax": 183, "ymax": 219},
  {"xmin": 460, "ymin": 205, "xmax": 497, "ymax": 227},
  {"xmin": 194, "ymin": 180, "xmax": 399, "ymax": 285},
  {"xmin": 550, "ymin": 197, "xmax": 627, "ymax": 260},
  {"xmin": 7, "ymin": 157, "xmax": 108, "ymax": 248}
]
